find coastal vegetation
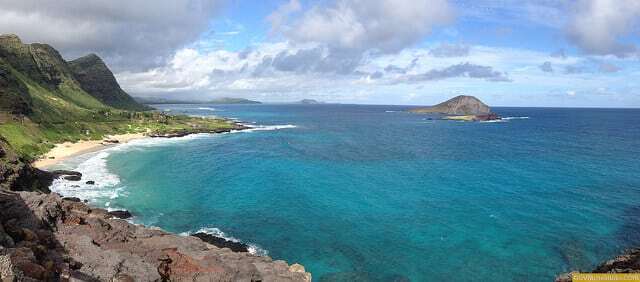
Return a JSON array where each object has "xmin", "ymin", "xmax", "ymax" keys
[{"xmin": 0, "ymin": 34, "xmax": 237, "ymax": 161}]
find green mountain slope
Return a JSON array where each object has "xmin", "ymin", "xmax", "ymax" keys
[
  {"xmin": 0, "ymin": 34, "xmax": 235, "ymax": 161},
  {"xmin": 69, "ymin": 54, "xmax": 150, "ymax": 111},
  {"xmin": 0, "ymin": 59, "xmax": 32, "ymax": 114}
]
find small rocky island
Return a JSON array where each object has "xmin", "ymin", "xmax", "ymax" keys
[
  {"xmin": 298, "ymin": 99, "xmax": 324, "ymax": 104},
  {"xmin": 409, "ymin": 95, "xmax": 500, "ymax": 121}
]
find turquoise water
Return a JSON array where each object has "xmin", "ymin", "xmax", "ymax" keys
[{"xmin": 52, "ymin": 105, "xmax": 640, "ymax": 281}]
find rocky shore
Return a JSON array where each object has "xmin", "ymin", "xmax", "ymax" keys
[
  {"xmin": 0, "ymin": 190, "xmax": 311, "ymax": 281},
  {"xmin": 1, "ymin": 126, "xmax": 311, "ymax": 281},
  {"xmin": 148, "ymin": 123, "xmax": 248, "ymax": 138},
  {"xmin": 556, "ymin": 249, "xmax": 640, "ymax": 281}
]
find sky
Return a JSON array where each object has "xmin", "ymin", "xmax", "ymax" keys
[{"xmin": 0, "ymin": 0, "xmax": 639, "ymax": 107}]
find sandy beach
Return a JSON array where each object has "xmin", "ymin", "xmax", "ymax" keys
[{"xmin": 33, "ymin": 133, "xmax": 147, "ymax": 169}]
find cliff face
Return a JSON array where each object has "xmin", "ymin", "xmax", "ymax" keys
[
  {"xmin": 0, "ymin": 35, "xmax": 76, "ymax": 90},
  {"xmin": 0, "ymin": 34, "xmax": 147, "ymax": 112},
  {"xmin": 0, "ymin": 137, "xmax": 52, "ymax": 193},
  {"xmin": 69, "ymin": 54, "xmax": 149, "ymax": 111},
  {"xmin": 0, "ymin": 60, "xmax": 32, "ymax": 115},
  {"xmin": 0, "ymin": 190, "xmax": 311, "ymax": 281},
  {"xmin": 410, "ymin": 95, "xmax": 492, "ymax": 115}
]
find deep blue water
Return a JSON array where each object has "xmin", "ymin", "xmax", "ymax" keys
[{"xmin": 52, "ymin": 104, "xmax": 640, "ymax": 281}]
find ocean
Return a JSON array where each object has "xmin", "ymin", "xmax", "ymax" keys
[{"xmin": 50, "ymin": 104, "xmax": 640, "ymax": 281}]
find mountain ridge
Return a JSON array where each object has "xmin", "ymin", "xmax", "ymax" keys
[
  {"xmin": 69, "ymin": 53, "xmax": 150, "ymax": 111},
  {"xmin": 135, "ymin": 96, "xmax": 262, "ymax": 105}
]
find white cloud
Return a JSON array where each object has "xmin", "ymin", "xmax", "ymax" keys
[
  {"xmin": 267, "ymin": 0, "xmax": 302, "ymax": 34},
  {"xmin": 429, "ymin": 43, "xmax": 470, "ymax": 57},
  {"xmin": 273, "ymin": 0, "xmax": 453, "ymax": 52},
  {"xmin": 0, "ymin": 0, "xmax": 226, "ymax": 70},
  {"xmin": 118, "ymin": 42, "xmax": 602, "ymax": 104},
  {"xmin": 567, "ymin": 0, "xmax": 640, "ymax": 57}
]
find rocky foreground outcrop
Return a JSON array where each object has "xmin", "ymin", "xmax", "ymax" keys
[
  {"xmin": 0, "ymin": 137, "xmax": 53, "ymax": 193},
  {"xmin": 0, "ymin": 190, "xmax": 311, "ymax": 281},
  {"xmin": 556, "ymin": 249, "xmax": 640, "ymax": 282}
]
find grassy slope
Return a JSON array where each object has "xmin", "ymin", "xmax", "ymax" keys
[{"xmin": 0, "ymin": 57, "xmax": 234, "ymax": 161}]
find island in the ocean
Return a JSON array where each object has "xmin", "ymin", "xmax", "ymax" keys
[
  {"xmin": 409, "ymin": 95, "xmax": 500, "ymax": 121},
  {"xmin": 135, "ymin": 96, "xmax": 262, "ymax": 105},
  {"xmin": 297, "ymin": 99, "xmax": 324, "ymax": 104},
  {"xmin": 0, "ymin": 34, "xmax": 310, "ymax": 281}
]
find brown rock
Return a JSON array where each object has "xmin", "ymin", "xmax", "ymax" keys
[{"xmin": 0, "ymin": 191, "xmax": 312, "ymax": 282}]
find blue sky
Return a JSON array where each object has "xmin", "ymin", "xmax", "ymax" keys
[{"xmin": 1, "ymin": 0, "xmax": 639, "ymax": 107}]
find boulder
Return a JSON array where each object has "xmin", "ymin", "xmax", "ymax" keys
[
  {"xmin": 63, "ymin": 175, "xmax": 81, "ymax": 181},
  {"xmin": 108, "ymin": 210, "xmax": 132, "ymax": 219},
  {"xmin": 51, "ymin": 170, "xmax": 82, "ymax": 177},
  {"xmin": 191, "ymin": 232, "xmax": 250, "ymax": 253},
  {"xmin": 62, "ymin": 197, "xmax": 81, "ymax": 202}
]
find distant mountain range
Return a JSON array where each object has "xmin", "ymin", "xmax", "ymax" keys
[{"xmin": 134, "ymin": 97, "xmax": 262, "ymax": 105}]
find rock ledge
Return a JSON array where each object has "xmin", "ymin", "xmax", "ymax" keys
[{"xmin": 0, "ymin": 190, "xmax": 311, "ymax": 281}]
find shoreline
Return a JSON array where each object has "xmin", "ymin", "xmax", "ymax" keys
[
  {"xmin": 33, "ymin": 121, "xmax": 252, "ymax": 169},
  {"xmin": 33, "ymin": 132, "xmax": 149, "ymax": 169}
]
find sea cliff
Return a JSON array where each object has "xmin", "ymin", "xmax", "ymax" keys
[{"xmin": 0, "ymin": 190, "xmax": 311, "ymax": 281}]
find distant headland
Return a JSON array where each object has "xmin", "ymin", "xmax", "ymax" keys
[{"xmin": 134, "ymin": 96, "xmax": 262, "ymax": 105}]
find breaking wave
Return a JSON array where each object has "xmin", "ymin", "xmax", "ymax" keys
[{"xmin": 241, "ymin": 124, "xmax": 297, "ymax": 132}]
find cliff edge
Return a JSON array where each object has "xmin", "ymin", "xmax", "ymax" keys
[{"xmin": 0, "ymin": 190, "xmax": 311, "ymax": 281}]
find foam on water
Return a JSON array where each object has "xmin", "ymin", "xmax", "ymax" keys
[
  {"xmin": 242, "ymin": 124, "xmax": 297, "ymax": 132},
  {"xmin": 502, "ymin": 116, "xmax": 530, "ymax": 120},
  {"xmin": 50, "ymin": 124, "xmax": 298, "ymax": 204},
  {"xmin": 480, "ymin": 116, "xmax": 530, "ymax": 123},
  {"xmin": 49, "ymin": 150, "xmax": 122, "ymax": 203},
  {"xmin": 197, "ymin": 107, "xmax": 216, "ymax": 111},
  {"xmin": 49, "ymin": 134, "xmax": 219, "ymax": 204}
]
